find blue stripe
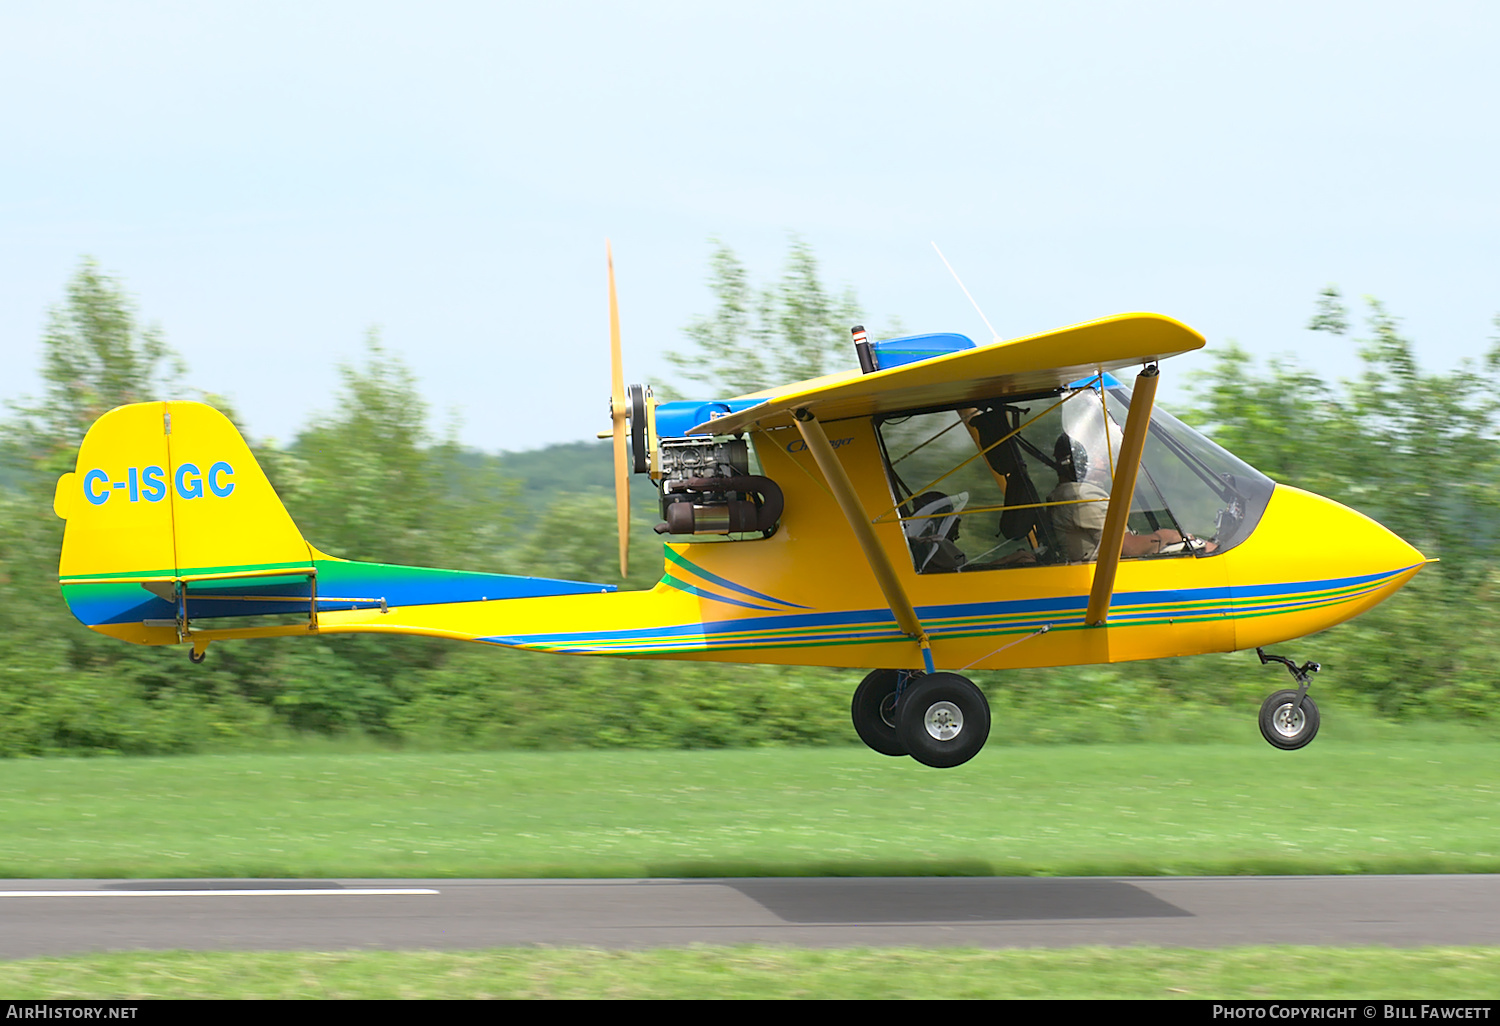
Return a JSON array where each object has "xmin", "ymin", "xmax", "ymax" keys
[
  {"xmin": 63, "ymin": 561, "xmax": 621, "ymax": 627},
  {"xmin": 1227, "ymin": 566, "xmax": 1412, "ymax": 599},
  {"xmin": 668, "ymin": 553, "xmax": 810, "ymax": 609},
  {"xmin": 660, "ymin": 575, "xmax": 786, "ymax": 612}
]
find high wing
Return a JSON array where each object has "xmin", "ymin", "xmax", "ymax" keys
[{"xmin": 687, "ymin": 312, "xmax": 1204, "ymax": 435}]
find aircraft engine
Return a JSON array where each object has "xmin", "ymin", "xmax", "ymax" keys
[{"xmin": 654, "ymin": 437, "xmax": 783, "ymax": 536}]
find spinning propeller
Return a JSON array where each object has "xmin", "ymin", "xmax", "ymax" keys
[
  {"xmin": 607, "ymin": 242, "xmax": 630, "ymax": 578},
  {"xmin": 604, "ymin": 243, "xmax": 651, "ymax": 578}
]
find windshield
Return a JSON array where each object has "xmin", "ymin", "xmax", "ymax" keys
[{"xmin": 1103, "ymin": 384, "xmax": 1275, "ymax": 553}]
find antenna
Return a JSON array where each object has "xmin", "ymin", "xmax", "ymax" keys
[{"xmin": 931, "ymin": 242, "xmax": 1001, "ymax": 343}]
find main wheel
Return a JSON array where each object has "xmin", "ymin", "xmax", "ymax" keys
[
  {"xmin": 852, "ymin": 669, "xmax": 908, "ymax": 756},
  {"xmin": 1258, "ymin": 689, "xmax": 1320, "ymax": 750},
  {"xmin": 896, "ymin": 672, "xmax": 990, "ymax": 768}
]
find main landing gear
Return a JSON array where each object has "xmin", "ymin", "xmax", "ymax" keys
[
  {"xmin": 1255, "ymin": 648, "xmax": 1321, "ymax": 750},
  {"xmin": 851, "ymin": 668, "xmax": 991, "ymax": 768}
]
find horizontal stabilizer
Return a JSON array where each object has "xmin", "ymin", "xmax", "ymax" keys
[{"xmin": 65, "ymin": 559, "xmax": 615, "ymax": 628}]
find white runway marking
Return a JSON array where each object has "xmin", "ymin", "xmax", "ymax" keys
[{"xmin": 0, "ymin": 889, "xmax": 439, "ymax": 897}]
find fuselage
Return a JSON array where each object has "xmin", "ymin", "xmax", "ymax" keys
[{"xmin": 297, "ymin": 417, "xmax": 1424, "ymax": 672}]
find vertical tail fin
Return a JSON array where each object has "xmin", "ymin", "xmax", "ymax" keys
[{"xmin": 54, "ymin": 400, "xmax": 313, "ymax": 644}]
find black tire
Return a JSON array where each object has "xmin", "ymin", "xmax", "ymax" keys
[
  {"xmin": 1258, "ymin": 689, "xmax": 1320, "ymax": 750},
  {"xmin": 896, "ymin": 672, "xmax": 990, "ymax": 768},
  {"xmin": 851, "ymin": 669, "xmax": 908, "ymax": 756}
]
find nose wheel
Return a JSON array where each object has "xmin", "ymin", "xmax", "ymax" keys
[
  {"xmin": 1256, "ymin": 648, "xmax": 1321, "ymax": 750},
  {"xmin": 1258, "ymin": 688, "xmax": 1320, "ymax": 749}
]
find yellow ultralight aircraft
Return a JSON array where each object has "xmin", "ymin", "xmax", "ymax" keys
[{"xmin": 52, "ymin": 251, "xmax": 1427, "ymax": 767}]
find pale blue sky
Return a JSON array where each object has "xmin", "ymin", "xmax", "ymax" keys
[{"xmin": 3, "ymin": 1, "xmax": 1497, "ymax": 450}]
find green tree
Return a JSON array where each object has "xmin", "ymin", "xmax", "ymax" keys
[
  {"xmin": 280, "ymin": 330, "xmax": 514, "ymax": 572},
  {"xmin": 8, "ymin": 258, "xmax": 184, "ymax": 473},
  {"xmin": 1338, "ymin": 299, "xmax": 1500, "ymax": 575},
  {"xmin": 1307, "ymin": 284, "xmax": 1351, "ymax": 336},
  {"xmin": 666, "ymin": 236, "xmax": 867, "ymax": 396}
]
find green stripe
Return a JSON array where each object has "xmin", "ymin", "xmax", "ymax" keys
[{"xmin": 62, "ymin": 559, "xmax": 314, "ymax": 583}]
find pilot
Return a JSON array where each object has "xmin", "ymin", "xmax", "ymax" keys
[{"xmin": 1047, "ymin": 434, "xmax": 1201, "ymax": 561}]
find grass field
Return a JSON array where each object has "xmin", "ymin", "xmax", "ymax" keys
[
  {"xmin": 2, "ymin": 946, "xmax": 1499, "ymax": 999},
  {"xmin": 4, "ymin": 737, "xmax": 1497, "ymax": 999},
  {"xmin": 1, "ymin": 737, "xmax": 1496, "ymax": 879}
]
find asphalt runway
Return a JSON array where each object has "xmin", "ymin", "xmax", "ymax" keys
[{"xmin": 3, "ymin": 875, "xmax": 1500, "ymax": 958}]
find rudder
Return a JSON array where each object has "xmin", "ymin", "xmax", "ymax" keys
[{"xmin": 55, "ymin": 401, "xmax": 313, "ymax": 644}]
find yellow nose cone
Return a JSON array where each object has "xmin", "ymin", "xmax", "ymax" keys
[{"xmin": 1223, "ymin": 485, "xmax": 1428, "ymax": 651}]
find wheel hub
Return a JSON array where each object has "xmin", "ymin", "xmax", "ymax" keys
[
  {"xmin": 923, "ymin": 701, "xmax": 963, "ymax": 741},
  {"xmin": 1271, "ymin": 702, "xmax": 1305, "ymax": 737}
]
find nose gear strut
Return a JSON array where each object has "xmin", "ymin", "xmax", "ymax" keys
[
  {"xmin": 1257, "ymin": 648, "xmax": 1319, "ymax": 708},
  {"xmin": 1254, "ymin": 648, "xmax": 1322, "ymax": 750}
]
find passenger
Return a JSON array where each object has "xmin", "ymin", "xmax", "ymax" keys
[{"xmin": 1047, "ymin": 435, "xmax": 1211, "ymax": 562}]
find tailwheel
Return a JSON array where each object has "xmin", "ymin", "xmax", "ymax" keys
[
  {"xmin": 1258, "ymin": 689, "xmax": 1320, "ymax": 750},
  {"xmin": 851, "ymin": 669, "xmax": 908, "ymax": 756},
  {"xmin": 897, "ymin": 672, "xmax": 990, "ymax": 768}
]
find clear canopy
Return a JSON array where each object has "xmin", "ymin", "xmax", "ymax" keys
[{"xmin": 875, "ymin": 376, "xmax": 1275, "ymax": 573}]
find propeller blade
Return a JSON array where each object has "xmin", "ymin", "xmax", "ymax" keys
[{"xmin": 608, "ymin": 241, "xmax": 629, "ymax": 579}]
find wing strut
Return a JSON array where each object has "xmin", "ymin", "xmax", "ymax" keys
[
  {"xmin": 1084, "ymin": 364, "xmax": 1160, "ymax": 626},
  {"xmin": 792, "ymin": 408, "xmax": 935, "ymax": 673}
]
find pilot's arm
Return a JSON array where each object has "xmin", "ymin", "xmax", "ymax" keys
[
  {"xmin": 1122, "ymin": 528, "xmax": 1219, "ymax": 556},
  {"xmin": 1122, "ymin": 528, "xmax": 1183, "ymax": 557}
]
